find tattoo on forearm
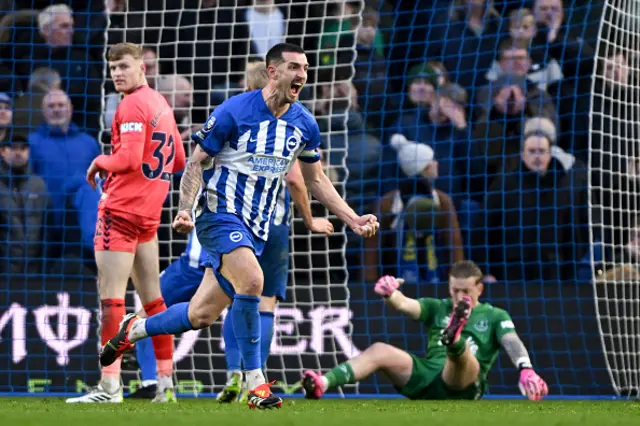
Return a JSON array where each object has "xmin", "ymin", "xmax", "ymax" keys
[
  {"xmin": 501, "ymin": 333, "xmax": 530, "ymax": 366},
  {"xmin": 178, "ymin": 159, "xmax": 203, "ymax": 212}
]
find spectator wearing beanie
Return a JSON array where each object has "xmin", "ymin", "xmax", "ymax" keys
[{"xmin": 387, "ymin": 134, "xmax": 464, "ymax": 281}]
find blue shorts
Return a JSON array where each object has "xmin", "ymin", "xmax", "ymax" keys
[
  {"xmin": 161, "ymin": 221, "xmax": 289, "ymax": 303},
  {"xmin": 259, "ymin": 223, "xmax": 290, "ymax": 301},
  {"xmin": 160, "ymin": 258, "xmax": 205, "ymax": 307},
  {"xmin": 196, "ymin": 212, "xmax": 266, "ymax": 299}
]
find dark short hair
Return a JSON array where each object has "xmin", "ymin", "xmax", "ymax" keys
[
  {"xmin": 265, "ymin": 43, "xmax": 306, "ymax": 67},
  {"xmin": 449, "ymin": 260, "xmax": 483, "ymax": 283},
  {"xmin": 498, "ymin": 37, "xmax": 530, "ymax": 58}
]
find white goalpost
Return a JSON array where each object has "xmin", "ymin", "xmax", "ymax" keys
[{"xmin": 590, "ymin": 0, "xmax": 640, "ymax": 398}]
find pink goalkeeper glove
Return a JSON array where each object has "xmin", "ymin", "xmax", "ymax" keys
[
  {"xmin": 374, "ymin": 275, "xmax": 403, "ymax": 298},
  {"xmin": 518, "ymin": 369, "xmax": 548, "ymax": 401}
]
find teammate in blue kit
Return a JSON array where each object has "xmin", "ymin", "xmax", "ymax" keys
[
  {"xmin": 128, "ymin": 61, "xmax": 333, "ymax": 401},
  {"xmin": 100, "ymin": 43, "xmax": 379, "ymax": 409}
]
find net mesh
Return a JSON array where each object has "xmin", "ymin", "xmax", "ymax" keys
[{"xmin": 0, "ymin": 0, "xmax": 637, "ymax": 399}]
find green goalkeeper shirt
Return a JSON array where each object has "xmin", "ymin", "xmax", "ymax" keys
[{"xmin": 418, "ymin": 298, "xmax": 516, "ymax": 383}]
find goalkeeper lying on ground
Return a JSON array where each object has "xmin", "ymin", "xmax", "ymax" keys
[{"xmin": 301, "ymin": 260, "xmax": 548, "ymax": 401}]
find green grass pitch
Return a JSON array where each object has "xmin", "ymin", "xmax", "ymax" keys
[{"xmin": 0, "ymin": 398, "xmax": 638, "ymax": 426}]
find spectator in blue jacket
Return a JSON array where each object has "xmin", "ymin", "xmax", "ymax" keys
[{"xmin": 28, "ymin": 89, "xmax": 100, "ymax": 226}]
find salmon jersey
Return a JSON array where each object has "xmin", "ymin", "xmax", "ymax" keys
[{"xmin": 96, "ymin": 85, "xmax": 186, "ymax": 220}]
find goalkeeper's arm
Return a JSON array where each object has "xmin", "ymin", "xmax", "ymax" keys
[
  {"xmin": 501, "ymin": 332, "xmax": 549, "ymax": 400},
  {"xmin": 500, "ymin": 332, "xmax": 534, "ymax": 371},
  {"xmin": 374, "ymin": 276, "xmax": 422, "ymax": 321}
]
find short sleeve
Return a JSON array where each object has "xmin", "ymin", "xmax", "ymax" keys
[
  {"xmin": 418, "ymin": 298, "xmax": 442, "ymax": 328},
  {"xmin": 117, "ymin": 98, "xmax": 147, "ymax": 144},
  {"xmin": 192, "ymin": 103, "xmax": 234, "ymax": 157},
  {"xmin": 493, "ymin": 308, "xmax": 516, "ymax": 341},
  {"xmin": 298, "ymin": 120, "xmax": 321, "ymax": 163}
]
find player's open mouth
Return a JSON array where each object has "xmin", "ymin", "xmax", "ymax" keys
[{"xmin": 290, "ymin": 82, "xmax": 302, "ymax": 96}]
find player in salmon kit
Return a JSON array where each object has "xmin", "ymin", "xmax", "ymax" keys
[{"xmin": 66, "ymin": 42, "xmax": 186, "ymax": 404}]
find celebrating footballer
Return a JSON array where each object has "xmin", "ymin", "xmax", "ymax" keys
[{"xmin": 99, "ymin": 43, "xmax": 379, "ymax": 409}]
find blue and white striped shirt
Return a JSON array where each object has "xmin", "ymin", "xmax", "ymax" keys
[
  {"xmin": 192, "ymin": 90, "xmax": 320, "ymax": 240},
  {"xmin": 272, "ymin": 183, "xmax": 292, "ymax": 227}
]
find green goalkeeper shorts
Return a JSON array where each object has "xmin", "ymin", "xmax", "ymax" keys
[{"xmin": 397, "ymin": 354, "xmax": 484, "ymax": 400}]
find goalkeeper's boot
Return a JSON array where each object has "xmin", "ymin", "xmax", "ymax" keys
[
  {"xmin": 247, "ymin": 381, "xmax": 283, "ymax": 409},
  {"xmin": 301, "ymin": 370, "xmax": 325, "ymax": 400},
  {"xmin": 440, "ymin": 296, "xmax": 472, "ymax": 346},
  {"xmin": 217, "ymin": 371, "xmax": 243, "ymax": 403},
  {"xmin": 152, "ymin": 376, "xmax": 177, "ymax": 403},
  {"xmin": 100, "ymin": 313, "xmax": 138, "ymax": 367},
  {"xmin": 65, "ymin": 383, "xmax": 123, "ymax": 404}
]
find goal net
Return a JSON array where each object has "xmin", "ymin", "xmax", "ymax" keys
[
  {"xmin": 0, "ymin": 0, "xmax": 636, "ymax": 400},
  {"xmin": 590, "ymin": 0, "xmax": 640, "ymax": 398}
]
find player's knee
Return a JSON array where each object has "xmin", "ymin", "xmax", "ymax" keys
[
  {"xmin": 244, "ymin": 277, "xmax": 263, "ymax": 296},
  {"xmin": 237, "ymin": 272, "xmax": 263, "ymax": 296},
  {"xmin": 188, "ymin": 304, "xmax": 217, "ymax": 329}
]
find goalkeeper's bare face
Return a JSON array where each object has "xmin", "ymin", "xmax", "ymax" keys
[
  {"xmin": 272, "ymin": 52, "xmax": 309, "ymax": 104},
  {"xmin": 449, "ymin": 277, "xmax": 483, "ymax": 307},
  {"xmin": 109, "ymin": 54, "xmax": 146, "ymax": 94}
]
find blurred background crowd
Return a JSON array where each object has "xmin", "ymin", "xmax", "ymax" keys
[{"xmin": 0, "ymin": 0, "xmax": 637, "ymax": 288}]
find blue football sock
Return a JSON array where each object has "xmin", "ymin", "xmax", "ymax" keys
[
  {"xmin": 223, "ymin": 310, "xmax": 242, "ymax": 371},
  {"xmin": 135, "ymin": 337, "xmax": 157, "ymax": 382},
  {"xmin": 230, "ymin": 295, "xmax": 261, "ymax": 371},
  {"xmin": 259, "ymin": 311, "xmax": 274, "ymax": 371},
  {"xmin": 145, "ymin": 302, "xmax": 193, "ymax": 336}
]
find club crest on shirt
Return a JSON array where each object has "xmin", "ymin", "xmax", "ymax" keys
[
  {"xmin": 474, "ymin": 319, "xmax": 489, "ymax": 332},
  {"xmin": 286, "ymin": 134, "xmax": 299, "ymax": 151},
  {"xmin": 229, "ymin": 231, "xmax": 243, "ymax": 242}
]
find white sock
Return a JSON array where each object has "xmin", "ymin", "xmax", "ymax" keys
[
  {"xmin": 157, "ymin": 375, "xmax": 174, "ymax": 391},
  {"xmin": 141, "ymin": 380, "xmax": 157, "ymax": 388},
  {"xmin": 128, "ymin": 318, "xmax": 148, "ymax": 343},
  {"xmin": 245, "ymin": 368, "xmax": 266, "ymax": 390},
  {"xmin": 320, "ymin": 376, "xmax": 329, "ymax": 392},
  {"xmin": 100, "ymin": 377, "xmax": 120, "ymax": 394}
]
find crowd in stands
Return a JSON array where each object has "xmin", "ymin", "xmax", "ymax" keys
[{"xmin": 0, "ymin": 0, "xmax": 636, "ymax": 286}]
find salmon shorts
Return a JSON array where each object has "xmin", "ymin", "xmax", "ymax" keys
[{"xmin": 94, "ymin": 208, "xmax": 159, "ymax": 253}]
